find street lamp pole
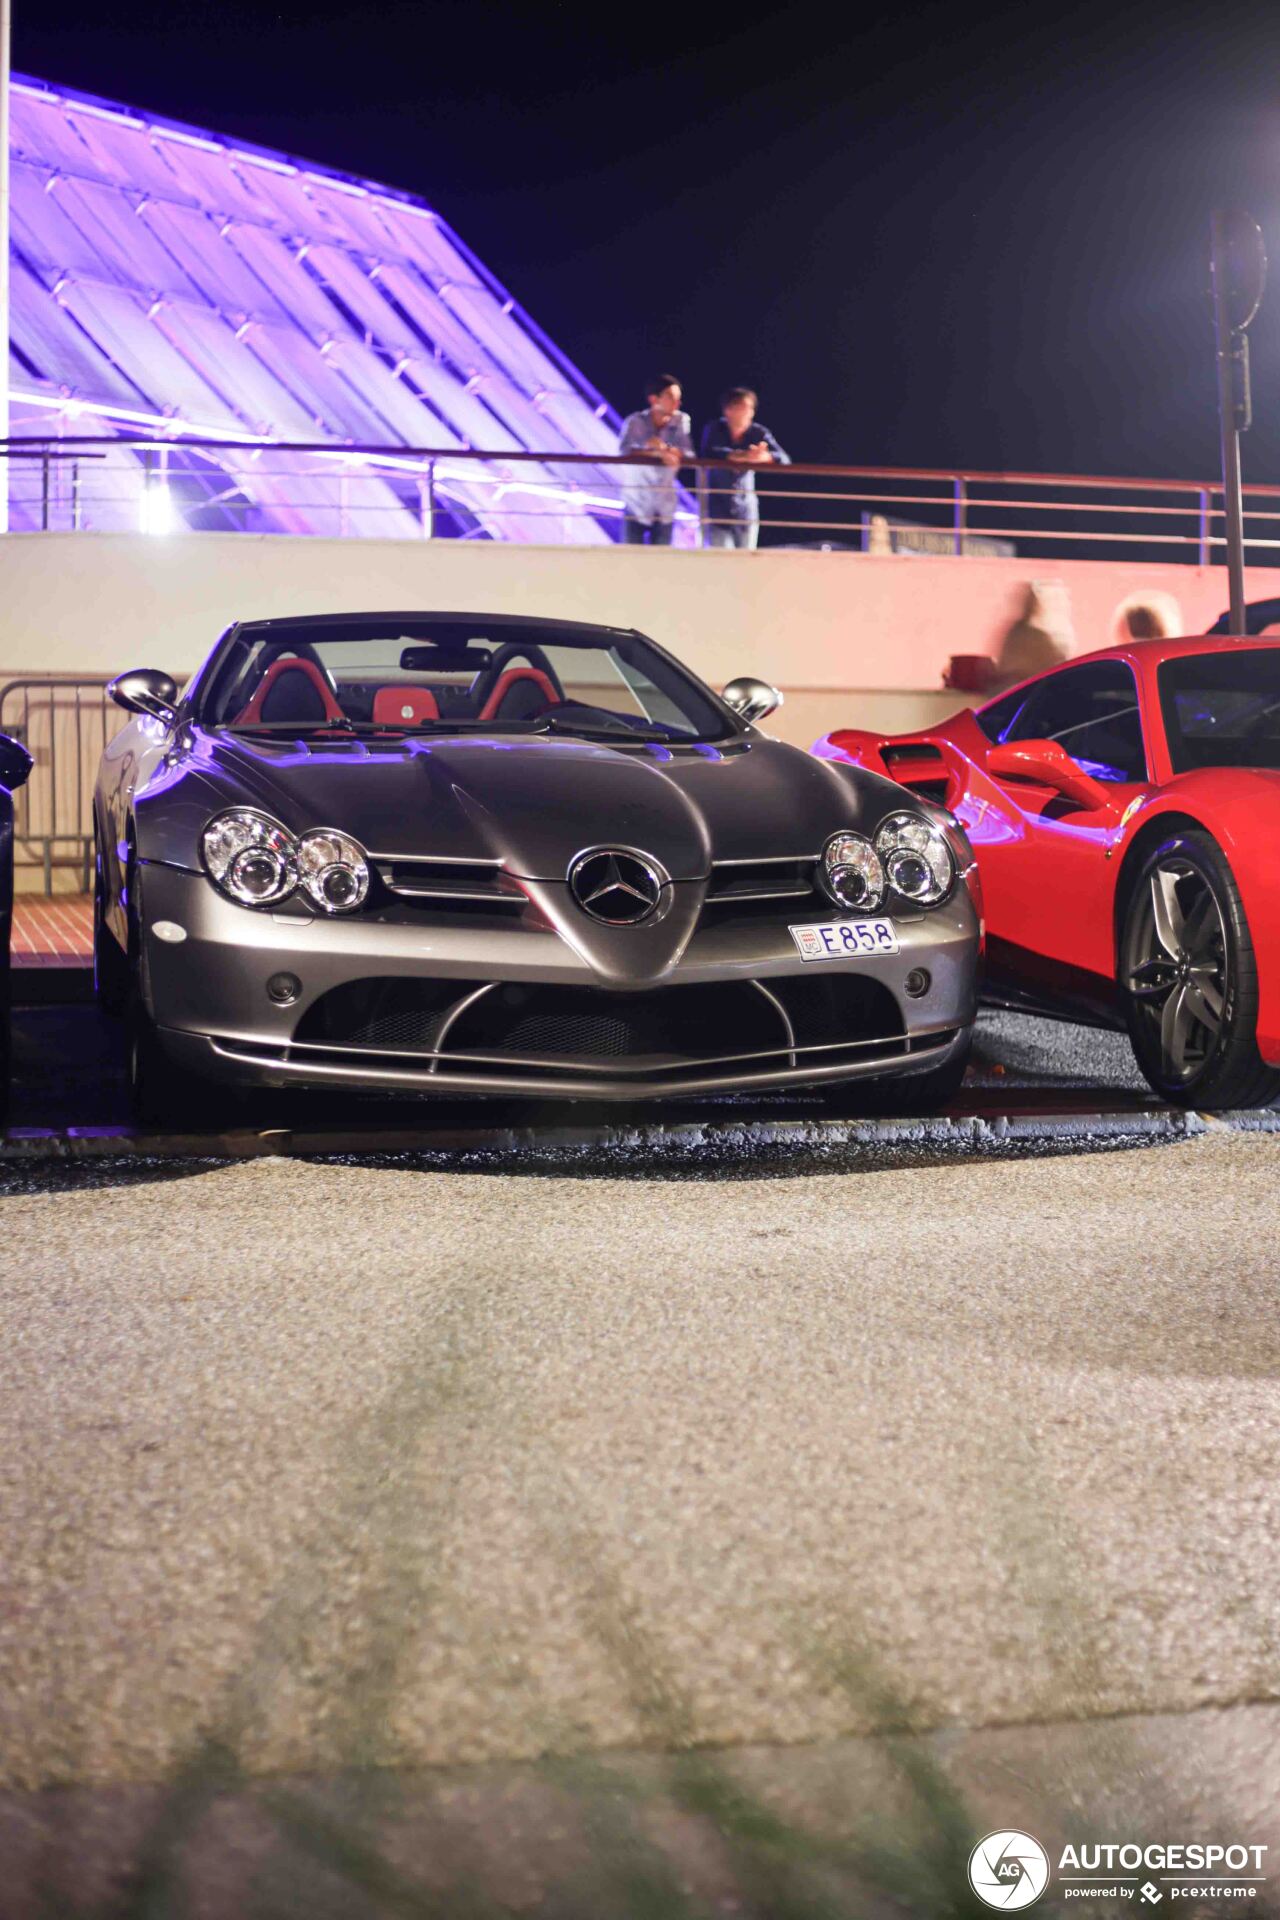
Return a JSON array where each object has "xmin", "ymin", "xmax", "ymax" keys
[{"xmin": 1209, "ymin": 210, "xmax": 1266, "ymax": 636}]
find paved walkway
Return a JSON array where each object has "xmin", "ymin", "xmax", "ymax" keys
[{"xmin": 10, "ymin": 895, "xmax": 93, "ymax": 967}]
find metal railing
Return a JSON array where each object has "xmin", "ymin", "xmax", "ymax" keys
[
  {"xmin": 0, "ymin": 678, "xmax": 128, "ymax": 894},
  {"xmin": 3, "ymin": 435, "xmax": 1280, "ymax": 563}
]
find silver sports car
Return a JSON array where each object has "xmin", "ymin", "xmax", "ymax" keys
[{"xmin": 94, "ymin": 612, "xmax": 980, "ymax": 1117}]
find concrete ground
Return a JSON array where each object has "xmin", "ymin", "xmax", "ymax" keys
[
  {"xmin": 15, "ymin": 1122, "xmax": 1280, "ymax": 1787},
  {"xmin": 2, "ymin": 1012, "xmax": 1278, "ymax": 1913}
]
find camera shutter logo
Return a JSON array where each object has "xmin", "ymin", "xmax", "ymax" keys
[{"xmin": 967, "ymin": 1831, "xmax": 1050, "ymax": 1910}]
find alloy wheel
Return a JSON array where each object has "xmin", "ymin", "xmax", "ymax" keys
[{"xmin": 1124, "ymin": 858, "xmax": 1228, "ymax": 1086}]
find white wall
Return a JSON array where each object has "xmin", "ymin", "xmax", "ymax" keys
[{"xmin": 0, "ymin": 530, "xmax": 1270, "ymax": 749}]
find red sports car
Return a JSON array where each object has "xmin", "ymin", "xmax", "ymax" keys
[{"xmin": 815, "ymin": 636, "xmax": 1280, "ymax": 1107}]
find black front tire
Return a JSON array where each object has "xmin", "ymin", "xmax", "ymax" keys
[
  {"xmin": 127, "ymin": 996, "xmax": 190, "ymax": 1129},
  {"xmin": 94, "ymin": 837, "xmax": 131, "ymax": 1017},
  {"xmin": 0, "ymin": 941, "xmax": 11, "ymax": 1117},
  {"xmin": 1120, "ymin": 829, "xmax": 1280, "ymax": 1109}
]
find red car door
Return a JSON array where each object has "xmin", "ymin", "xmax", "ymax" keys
[{"xmin": 953, "ymin": 659, "xmax": 1148, "ymax": 1003}]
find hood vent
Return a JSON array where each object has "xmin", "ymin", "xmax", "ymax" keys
[
  {"xmin": 705, "ymin": 856, "xmax": 819, "ymax": 904},
  {"xmin": 372, "ymin": 855, "xmax": 523, "ymax": 906},
  {"xmin": 881, "ymin": 741, "xmax": 945, "ymax": 766}
]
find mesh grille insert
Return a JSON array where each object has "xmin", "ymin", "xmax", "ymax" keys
[{"xmin": 447, "ymin": 981, "xmax": 785, "ymax": 1063}]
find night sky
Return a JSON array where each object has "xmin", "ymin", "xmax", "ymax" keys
[{"xmin": 14, "ymin": 0, "xmax": 1280, "ymax": 483}]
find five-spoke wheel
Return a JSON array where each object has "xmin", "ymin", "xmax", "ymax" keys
[{"xmin": 1121, "ymin": 830, "xmax": 1280, "ymax": 1108}]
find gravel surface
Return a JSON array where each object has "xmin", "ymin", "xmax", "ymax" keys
[{"xmin": 3, "ymin": 1125, "xmax": 1279, "ymax": 1795}]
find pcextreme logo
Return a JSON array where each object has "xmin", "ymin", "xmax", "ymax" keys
[
  {"xmin": 967, "ymin": 1832, "xmax": 1269, "ymax": 1908},
  {"xmin": 968, "ymin": 1832, "xmax": 1051, "ymax": 1909}
]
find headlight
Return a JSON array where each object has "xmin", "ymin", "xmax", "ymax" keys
[
  {"xmin": 873, "ymin": 810, "xmax": 955, "ymax": 906},
  {"xmin": 296, "ymin": 829, "xmax": 369, "ymax": 913},
  {"xmin": 201, "ymin": 811, "xmax": 369, "ymax": 913},
  {"xmin": 820, "ymin": 831, "xmax": 885, "ymax": 912},
  {"xmin": 201, "ymin": 809, "xmax": 298, "ymax": 907}
]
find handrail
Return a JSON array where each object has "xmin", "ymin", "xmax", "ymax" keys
[
  {"xmin": 0, "ymin": 434, "xmax": 1273, "ymax": 498},
  {"xmin": 3, "ymin": 433, "xmax": 1276, "ymax": 563}
]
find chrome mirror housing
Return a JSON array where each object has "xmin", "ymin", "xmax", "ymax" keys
[
  {"xmin": 722, "ymin": 676, "xmax": 783, "ymax": 724},
  {"xmin": 108, "ymin": 668, "xmax": 180, "ymax": 726}
]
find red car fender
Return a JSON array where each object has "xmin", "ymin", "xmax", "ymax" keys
[
  {"xmin": 814, "ymin": 726, "xmax": 972, "ymax": 802},
  {"xmin": 814, "ymin": 727, "xmax": 985, "ymax": 944},
  {"xmin": 812, "ymin": 727, "xmax": 890, "ymax": 770}
]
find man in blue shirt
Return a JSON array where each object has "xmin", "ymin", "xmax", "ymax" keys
[
  {"xmin": 616, "ymin": 375, "xmax": 694, "ymax": 544},
  {"xmin": 699, "ymin": 387, "xmax": 790, "ymax": 549}
]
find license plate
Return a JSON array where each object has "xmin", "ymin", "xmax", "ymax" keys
[{"xmin": 789, "ymin": 918, "xmax": 900, "ymax": 960}]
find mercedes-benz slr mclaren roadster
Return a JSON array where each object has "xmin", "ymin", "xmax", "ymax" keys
[{"xmin": 94, "ymin": 613, "xmax": 980, "ymax": 1116}]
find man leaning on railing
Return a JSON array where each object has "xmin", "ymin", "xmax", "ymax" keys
[
  {"xmin": 698, "ymin": 387, "xmax": 790, "ymax": 550},
  {"xmin": 616, "ymin": 374, "xmax": 695, "ymax": 545}
]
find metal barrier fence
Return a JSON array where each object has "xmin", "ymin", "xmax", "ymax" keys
[
  {"xmin": 4, "ymin": 435, "xmax": 1280, "ymax": 563},
  {"xmin": 0, "ymin": 679, "xmax": 127, "ymax": 895}
]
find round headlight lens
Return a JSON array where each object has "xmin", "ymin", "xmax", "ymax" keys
[
  {"xmin": 821, "ymin": 831, "xmax": 884, "ymax": 912},
  {"xmin": 873, "ymin": 810, "xmax": 955, "ymax": 906},
  {"xmin": 202, "ymin": 810, "xmax": 298, "ymax": 907},
  {"xmin": 296, "ymin": 829, "xmax": 369, "ymax": 914}
]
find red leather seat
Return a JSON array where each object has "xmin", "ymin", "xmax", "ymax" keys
[
  {"xmin": 372, "ymin": 686, "xmax": 441, "ymax": 726},
  {"xmin": 478, "ymin": 666, "xmax": 560, "ymax": 722},
  {"xmin": 236, "ymin": 657, "xmax": 344, "ymax": 726}
]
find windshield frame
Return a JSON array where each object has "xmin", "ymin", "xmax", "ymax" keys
[{"xmin": 192, "ymin": 614, "xmax": 746, "ymax": 746}]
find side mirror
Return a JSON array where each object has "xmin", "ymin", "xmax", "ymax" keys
[
  {"xmin": 108, "ymin": 668, "xmax": 179, "ymax": 726},
  {"xmin": 987, "ymin": 738, "xmax": 1115, "ymax": 812},
  {"xmin": 722, "ymin": 676, "xmax": 783, "ymax": 724},
  {"xmin": 0, "ymin": 733, "xmax": 32, "ymax": 793}
]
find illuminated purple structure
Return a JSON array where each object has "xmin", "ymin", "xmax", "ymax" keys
[{"xmin": 5, "ymin": 75, "xmax": 636, "ymax": 539}]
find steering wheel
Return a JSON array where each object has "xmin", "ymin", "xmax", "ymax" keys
[{"xmin": 471, "ymin": 640, "xmax": 566, "ymax": 713}]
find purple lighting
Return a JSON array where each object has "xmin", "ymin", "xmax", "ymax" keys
[{"xmin": 5, "ymin": 75, "xmax": 629, "ymax": 541}]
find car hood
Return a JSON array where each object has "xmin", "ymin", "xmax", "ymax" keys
[{"xmin": 145, "ymin": 727, "xmax": 903, "ymax": 878}]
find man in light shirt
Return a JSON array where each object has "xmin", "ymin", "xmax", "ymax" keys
[{"xmin": 616, "ymin": 374, "xmax": 694, "ymax": 545}]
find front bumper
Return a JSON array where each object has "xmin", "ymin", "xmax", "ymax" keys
[{"xmin": 139, "ymin": 863, "xmax": 980, "ymax": 1101}]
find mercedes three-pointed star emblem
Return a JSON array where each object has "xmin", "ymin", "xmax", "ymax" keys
[{"xmin": 568, "ymin": 848, "xmax": 666, "ymax": 925}]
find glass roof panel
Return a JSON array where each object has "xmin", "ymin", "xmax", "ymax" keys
[{"xmin": 7, "ymin": 71, "xmax": 636, "ymax": 539}]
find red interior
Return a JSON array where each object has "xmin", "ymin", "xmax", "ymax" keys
[
  {"xmin": 235, "ymin": 656, "xmax": 344, "ymax": 727},
  {"xmin": 478, "ymin": 666, "xmax": 560, "ymax": 721}
]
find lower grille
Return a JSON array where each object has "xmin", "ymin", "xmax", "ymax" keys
[
  {"xmin": 295, "ymin": 977, "xmax": 482, "ymax": 1052},
  {"xmin": 768, "ymin": 973, "xmax": 903, "ymax": 1046},
  {"xmin": 290, "ymin": 972, "xmax": 905, "ymax": 1086}
]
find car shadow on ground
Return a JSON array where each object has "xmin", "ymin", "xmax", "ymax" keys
[{"xmin": 0, "ymin": 1000, "xmax": 1194, "ymax": 1190}]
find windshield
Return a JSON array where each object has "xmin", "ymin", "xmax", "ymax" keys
[
  {"xmin": 1159, "ymin": 649, "xmax": 1280, "ymax": 772},
  {"xmin": 198, "ymin": 617, "xmax": 736, "ymax": 743}
]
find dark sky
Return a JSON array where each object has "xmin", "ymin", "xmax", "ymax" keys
[{"xmin": 14, "ymin": 0, "xmax": 1280, "ymax": 481}]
